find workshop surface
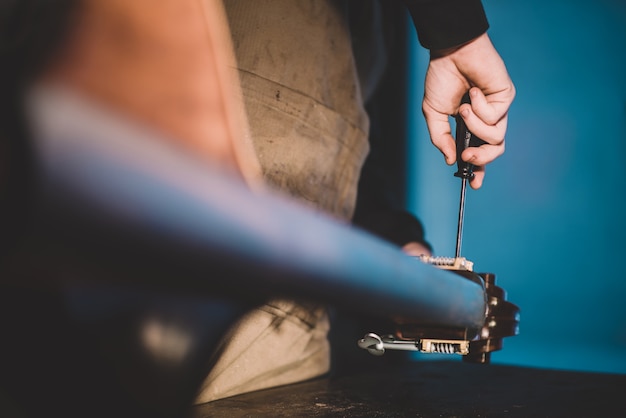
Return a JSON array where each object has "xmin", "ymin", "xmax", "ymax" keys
[{"xmin": 193, "ymin": 360, "xmax": 626, "ymax": 417}]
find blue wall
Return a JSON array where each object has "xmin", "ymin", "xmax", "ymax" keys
[{"xmin": 407, "ymin": 0, "xmax": 626, "ymax": 374}]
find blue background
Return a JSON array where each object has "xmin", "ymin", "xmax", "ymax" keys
[{"xmin": 407, "ymin": 0, "xmax": 626, "ymax": 374}]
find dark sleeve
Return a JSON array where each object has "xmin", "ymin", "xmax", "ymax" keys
[
  {"xmin": 348, "ymin": 1, "xmax": 432, "ymax": 253},
  {"xmin": 403, "ymin": 0, "xmax": 489, "ymax": 50}
]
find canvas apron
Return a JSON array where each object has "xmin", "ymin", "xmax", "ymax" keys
[{"xmin": 196, "ymin": 0, "xmax": 370, "ymax": 403}]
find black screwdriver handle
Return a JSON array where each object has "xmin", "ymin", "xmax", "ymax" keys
[{"xmin": 454, "ymin": 92, "xmax": 487, "ymax": 180}]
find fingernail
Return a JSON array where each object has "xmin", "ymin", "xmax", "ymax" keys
[
  {"xmin": 470, "ymin": 88, "xmax": 479, "ymax": 97},
  {"xmin": 460, "ymin": 108, "xmax": 469, "ymax": 117}
]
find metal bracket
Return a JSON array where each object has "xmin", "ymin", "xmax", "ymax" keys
[{"xmin": 358, "ymin": 333, "xmax": 469, "ymax": 357}]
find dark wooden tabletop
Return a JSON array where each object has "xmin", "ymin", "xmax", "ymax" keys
[{"xmin": 194, "ymin": 359, "xmax": 626, "ymax": 417}]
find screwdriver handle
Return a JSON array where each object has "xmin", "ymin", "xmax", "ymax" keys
[{"xmin": 454, "ymin": 92, "xmax": 487, "ymax": 180}]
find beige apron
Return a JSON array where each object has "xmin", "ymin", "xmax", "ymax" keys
[{"xmin": 196, "ymin": 0, "xmax": 370, "ymax": 403}]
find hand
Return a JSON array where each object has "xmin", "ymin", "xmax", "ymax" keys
[
  {"xmin": 422, "ymin": 33, "xmax": 515, "ymax": 189},
  {"xmin": 402, "ymin": 242, "xmax": 431, "ymax": 257}
]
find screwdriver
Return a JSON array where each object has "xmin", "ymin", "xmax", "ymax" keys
[{"xmin": 453, "ymin": 92, "xmax": 486, "ymax": 258}]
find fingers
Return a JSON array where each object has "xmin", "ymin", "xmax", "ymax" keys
[
  {"xmin": 423, "ymin": 100, "xmax": 506, "ymax": 173},
  {"xmin": 467, "ymin": 87, "xmax": 514, "ymax": 126},
  {"xmin": 461, "ymin": 139, "xmax": 505, "ymax": 189},
  {"xmin": 468, "ymin": 165, "xmax": 484, "ymax": 189},
  {"xmin": 423, "ymin": 103, "xmax": 457, "ymax": 165},
  {"xmin": 459, "ymin": 87, "xmax": 511, "ymax": 146},
  {"xmin": 461, "ymin": 140, "xmax": 505, "ymax": 167}
]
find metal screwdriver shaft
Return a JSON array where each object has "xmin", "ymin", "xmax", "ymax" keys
[
  {"xmin": 453, "ymin": 92, "xmax": 486, "ymax": 258},
  {"xmin": 455, "ymin": 173, "xmax": 468, "ymax": 258}
]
